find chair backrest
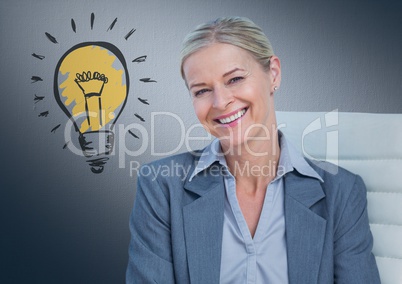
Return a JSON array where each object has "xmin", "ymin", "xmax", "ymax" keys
[{"xmin": 277, "ymin": 111, "xmax": 402, "ymax": 284}]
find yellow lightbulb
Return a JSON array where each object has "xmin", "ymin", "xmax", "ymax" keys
[{"xmin": 54, "ymin": 42, "xmax": 129, "ymax": 173}]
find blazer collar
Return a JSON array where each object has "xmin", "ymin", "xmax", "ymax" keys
[
  {"xmin": 284, "ymin": 171, "xmax": 327, "ymax": 284},
  {"xmin": 183, "ymin": 159, "xmax": 327, "ymax": 284},
  {"xmin": 183, "ymin": 164, "xmax": 225, "ymax": 284}
]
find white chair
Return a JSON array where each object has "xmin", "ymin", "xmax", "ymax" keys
[{"xmin": 277, "ymin": 111, "xmax": 402, "ymax": 284}]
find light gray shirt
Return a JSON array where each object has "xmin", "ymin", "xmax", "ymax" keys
[{"xmin": 190, "ymin": 132, "xmax": 322, "ymax": 284}]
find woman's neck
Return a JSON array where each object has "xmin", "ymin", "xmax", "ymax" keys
[{"xmin": 222, "ymin": 130, "xmax": 281, "ymax": 191}]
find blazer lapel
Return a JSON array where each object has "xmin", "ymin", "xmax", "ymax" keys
[
  {"xmin": 284, "ymin": 172, "xmax": 327, "ymax": 284},
  {"xmin": 183, "ymin": 165, "xmax": 225, "ymax": 284}
]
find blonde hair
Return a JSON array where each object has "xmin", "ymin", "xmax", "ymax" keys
[{"xmin": 180, "ymin": 17, "xmax": 275, "ymax": 80}]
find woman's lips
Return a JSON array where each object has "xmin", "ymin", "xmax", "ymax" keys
[{"xmin": 214, "ymin": 108, "xmax": 248, "ymax": 124}]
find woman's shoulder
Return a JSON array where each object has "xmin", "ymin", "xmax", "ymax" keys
[
  {"xmin": 137, "ymin": 148, "xmax": 205, "ymax": 185},
  {"xmin": 142, "ymin": 149, "xmax": 203, "ymax": 170},
  {"xmin": 306, "ymin": 159, "xmax": 361, "ymax": 184},
  {"xmin": 305, "ymin": 158, "xmax": 367, "ymax": 201}
]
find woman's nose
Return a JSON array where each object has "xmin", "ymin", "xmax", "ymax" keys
[{"xmin": 212, "ymin": 87, "xmax": 233, "ymax": 110}]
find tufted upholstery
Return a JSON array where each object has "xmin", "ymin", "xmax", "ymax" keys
[{"xmin": 277, "ymin": 111, "xmax": 402, "ymax": 284}]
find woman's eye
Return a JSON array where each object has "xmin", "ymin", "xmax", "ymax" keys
[
  {"xmin": 194, "ymin": 89, "xmax": 209, "ymax": 97},
  {"xmin": 228, "ymin": 76, "xmax": 244, "ymax": 84}
]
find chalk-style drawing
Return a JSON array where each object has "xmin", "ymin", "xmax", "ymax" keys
[
  {"xmin": 51, "ymin": 124, "xmax": 61, "ymax": 133},
  {"xmin": 39, "ymin": 111, "xmax": 49, "ymax": 117},
  {"xmin": 140, "ymin": 78, "xmax": 157, "ymax": 83},
  {"xmin": 132, "ymin": 55, "xmax": 147, "ymax": 63},
  {"xmin": 34, "ymin": 94, "xmax": 45, "ymax": 103},
  {"xmin": 54, "ymin": 41, "xmax": 129, "ymax": 173},
  {"xmin": 138, "ymin": 98, "xmax": 149, "ymax": 105},
  {"xmin": 31, "ymin": 76, "xmax": 43, "ymax": 83},
  {"xmin": 90, "ymin": 13, "xmax": 95, "ymax": 30},
  {"xmin": 124, "ymin": 28, "xmax": 136, "ymax": 40},
  {"xmin": 32, "ymin": 13, "xmax": 155, "ymax": 173},
  {"xmin": 45, "ymin": 32, "xmax": 58, "ymax": 44},
  {"xmin": 32, "ymin": 53, "xmax": 45, "ymax": 60},
  {"xmin": 71, "ymin": 19, "xmax": 76, "ymax": 33},
  {"xmin": 107, "ymin": 18, "xmax": 118, "ymax": 31},
  {"xmin": 134, "ymin": 113, "xmax": 145, "ymax": 122},
  {"xmin": 128, "ymin": 130, "xmax": 140, "ymax": 139},
  {"xmin": 63, "ymin": 141, "xmax": 69, "ymax": 149},
  {"xmin": 87, "ymin": 157, "xmax": 109, "ymax": 173}
]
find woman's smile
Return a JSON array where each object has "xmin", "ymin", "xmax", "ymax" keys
[{"xmin": 214, "ymin": 107, "xmax": 248, "ymax": 126}]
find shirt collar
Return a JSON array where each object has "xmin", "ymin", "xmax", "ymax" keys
[
  {"xmin": 277, "ymin": 131, "xmax": 323, "ymax": 182},
  {"xmin": 189, "ymin": 139, "xmax": 223, "ymax": 181},
  {"xmin": 189, "ymin": 131, "xmax": 323, "ymax": 183}
]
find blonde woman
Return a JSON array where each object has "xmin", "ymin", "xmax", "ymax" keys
[{"xmin": 126, "ymin": 17, "xmax": 380, "ymax": 283}]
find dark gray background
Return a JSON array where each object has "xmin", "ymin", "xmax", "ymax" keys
[{"xmin": 1, "ymin": 0, "xmax": 401, "ymax": 283}]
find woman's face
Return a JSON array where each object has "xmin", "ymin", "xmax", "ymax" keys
[{"xmin": 182, "ymin": 43, "xmax": 281, "ymax": 150}]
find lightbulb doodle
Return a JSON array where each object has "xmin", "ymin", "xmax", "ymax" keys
[{"xmin": 32, "ymin": 13, "xmax": 157, "ymax": 173}]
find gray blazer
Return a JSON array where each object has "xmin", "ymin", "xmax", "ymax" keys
[{"xmin": 126, "ymin": 150, "xmax": 380, "ymax": 283}]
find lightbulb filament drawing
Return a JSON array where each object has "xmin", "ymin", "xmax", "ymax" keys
[{"xmin": 74, "ymin": 71, "xmax": 109, "ymax": 126}]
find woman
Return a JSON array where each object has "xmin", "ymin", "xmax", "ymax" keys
[{"xmin": 126, "ymin": 17, "xmax": 380, "ymax": 283}]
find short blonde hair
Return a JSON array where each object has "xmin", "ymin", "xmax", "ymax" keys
[{"xmin": 180, "ymin": 17, "xmax": 275, "ymax": 80}]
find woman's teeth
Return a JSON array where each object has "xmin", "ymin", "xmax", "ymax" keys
[{"xmin": 218, "ymin": 108, "xmax": 246, "ymax": 124}]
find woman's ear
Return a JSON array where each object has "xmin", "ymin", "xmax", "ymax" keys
[{"xmin": 269, "ymin": 56, "xmax": 281, "ymax": 91}]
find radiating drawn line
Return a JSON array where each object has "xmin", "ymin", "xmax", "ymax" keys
[
  {"xmin": 63, "ymin": 141, "xmax": 69, "ymax": 149},
  {"xmin": 32, "ymin": 53, "xmax": 45, "ymax": 60},
  {"xmin": 34, "ymin": 94, "xmax": 45, "ymax": 103},
  {"xmin": 39, "ymin": 111, "xmax": 49, "ymax": 117},
  {"xmin": 71, "ymin": 19, "xmax": 76, "ymax": 33},
  {"xmin": 51, "ymin": 124, "xmax": 61, "ymax": 133},
  {"xmin": 124, "ymin": 28, "xmax": 136, "ymax": 40},
  {"xmin": 134, "ymin": 113, "xmax": 145, "ymax": 122},
  {"xmin": 138, "ymin": 98, "xmax": 149, "ymax": 105},
  {"xmin": 140, "ymin": 78, "xmax": 157, "ymax": 83},
  {"xmin": 107, "ymin": 18, "xmax": 118, "ymax": 31},
  {"xmin": 31, "ymin": 76, "xmax": 43, "ymax": 83},
  {"xmin": 45, "ymin": 32, "xmax": 58, "ymax": 44},
  {"xmin": 132, "ymin": 55, "xmax": 147, "ymax": 63},
  {"xmin": 128, "ymin": 130, "xmax": 139, "ymax": 139},
  {"xmin": 90, "ymin": 13, "xmax": 95, "ymax": 30}
]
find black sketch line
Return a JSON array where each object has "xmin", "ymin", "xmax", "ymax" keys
[
  {"xmin": 45, "ymin": 32, "xmax": 58, "ymax": 44},
  {"xmin": 128, "ymin": 130, "xmax": 139, "ymax": 139},
  {"xmin": 87, "ymin": 157, "xmax": 109, "ymax": 174},
  {"xmin": 140, "ymin": 78, "xmax": 157, "ymax": 83},
  {"xmin": 38, "ymin": 111, "xmax": 49, "ymax": 117},
  {"xmin": 32, "ymin": 53, "xmax": 45, "ymax": 60},
  {"xmin": 132, "ymin": 55, "xmax": 147, "ymax": 63},
  {"xmin": 90, "ymin": 13, "xmax": 95, "ymax": 30},
  {"xmin": 138, "ymin": 98, "xmax": 149, "ymax": 105},
  {"xmin": 63, "ymin": 141, "xmax": 69, "ymax": 149},
  {"xmin": 107, "ymin": 18, "xmax": 118, "ymax": 31},
  {"xmin": 31, "ymin": 76, "xmax": 43, "ymax": 83},
  {"xmin": 75, "ymin": 70, "xmax": 108, "ymax": 83},
  {"xmin": 71, "ymin": 19, "xmax": 76, "ymax": 33},
  {"xmin": 134, "ymin": 113, "xmax": 145, "ymax": 122},
  {"xmin": 98, "ymin": 97, "xmax": 103, "ymax": 126},
  {"xmin": 124, "ymin": 28, "xmax": 136, "ymax": 40},
  {"xmin": 51, "ymin": 124, "xmax": 61, "ymax": 133},
  {"xmin": 34, "ymin": 94, "xmax": 45, "ymax": 103},
  {"xmin": 80, "ymin": 137, "xmax": 93, "ymax": 148}
]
